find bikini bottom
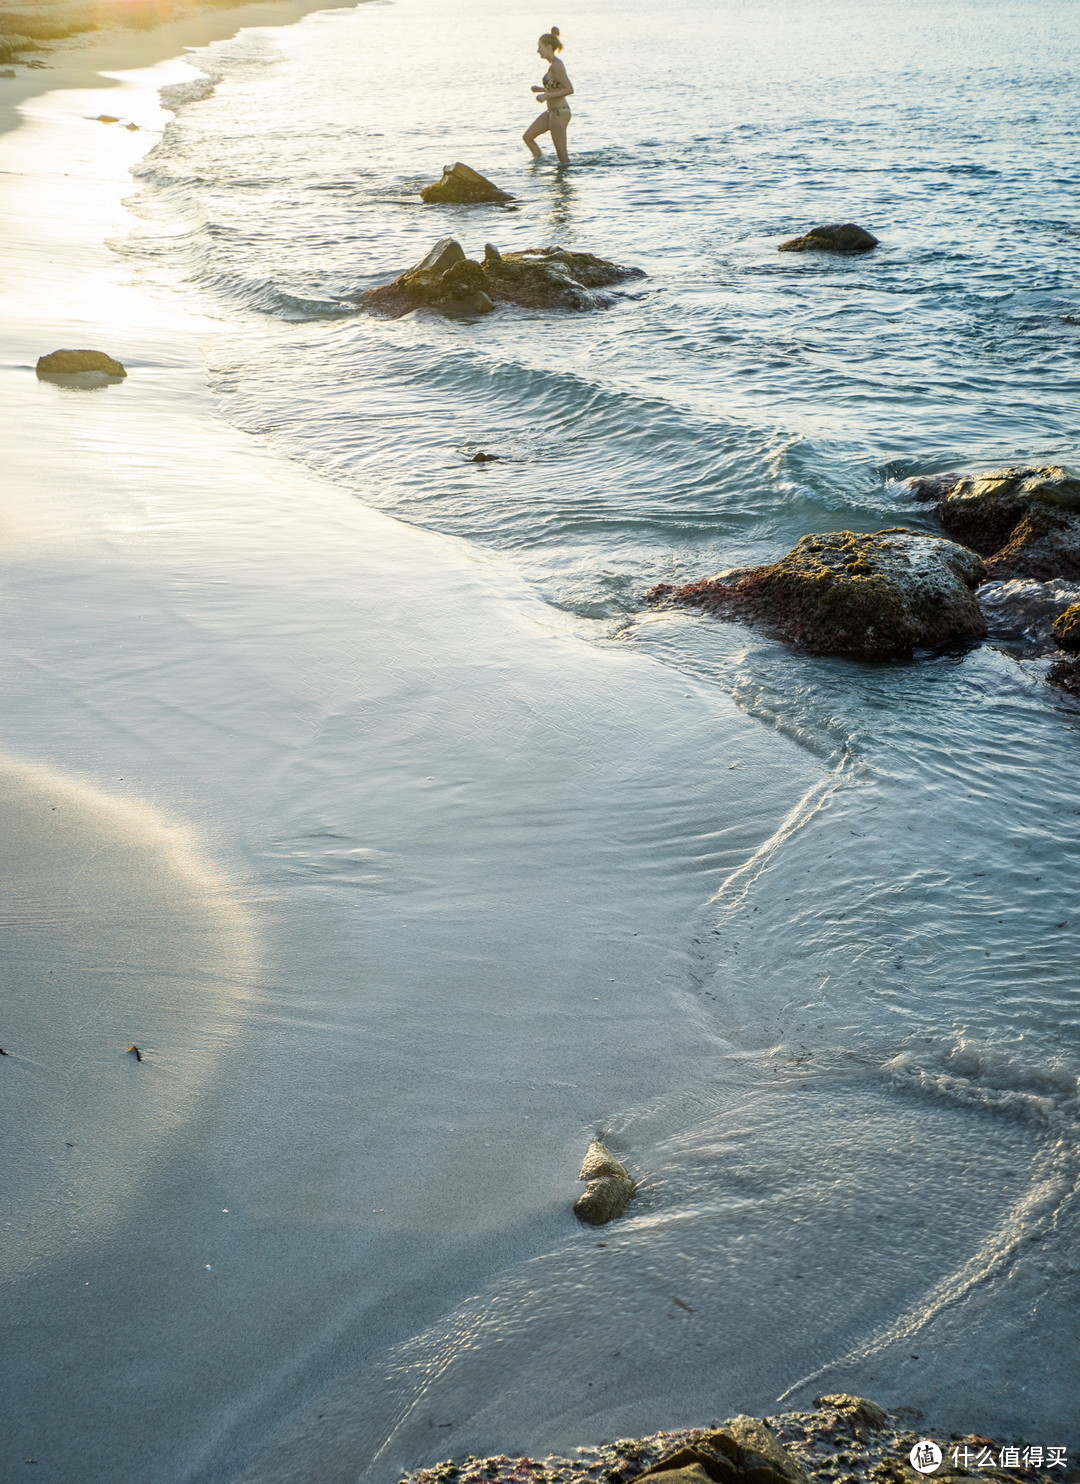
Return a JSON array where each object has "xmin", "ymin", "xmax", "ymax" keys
[{"xmin": 548, "ymin": 104, "xmax": 571, "ymax": 121}]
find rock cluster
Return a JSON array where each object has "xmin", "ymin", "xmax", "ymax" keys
[
  {"xmin": 36, "ymin": 348, "xmax": 127, "ymax": 377},
  {"xmin": 397, "ymin": 1393, "xmax": 1070, "ymax": 1484},
  {"xmin": 908, "ymin": 465, "xmax": 1080, "ymax": 694},
  {"xmin": 916, "ymin": 466, "xmax": 1080, "ymax": 582},
  {"xmin": 645, "ymin": 529, "xmax": 986, "ymax": 660},
  {"xmin": 777, "ymin": 223, "xmax": 879, "ymax": 253},
  {"xmin": 360, "ymin": 238, "xmax": 643, "ymax": 318},
  {"xmin": 420, "ymin": 162, "xmax": 513, "ymax": 204},
  {"xmin": 573, "ymin": 1137, "xmax": 635, "ymax": 1226}
]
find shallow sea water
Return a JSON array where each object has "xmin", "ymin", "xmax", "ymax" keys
[{"xmin": 53, "ymin": 0, "xmax": 1080, "ymax": 1471}]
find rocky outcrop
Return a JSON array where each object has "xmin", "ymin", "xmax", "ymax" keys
[
  {"xmin": 398, "ymin": 1395, "xmax": 1068, "ymax": 1484},
  {"xmin": 637, "ymin": 1418, "xmax": 809, "ymax": 1484},
  {"xmin": 420, "ymin": 162, "xmax": 512, "ymax": 205},
  {"xmin": 777, "ymin": 223, "xmax": 878, "ymax": 253},
  {"xmin": 1052, "ymin": 603, "xmax": 1080, "ymax": 653},
  {"xmin": 360, "ymin": 239, "xmax": 644, "ymax": 319},
  {"xmin": 573, "ymin": 1137, "xmax": 635, "ymax": 1226},
  {"xmin": 36, "ymin": 348, "xmax": 127, "ymax": 377},
  {"xmin": 916, "ymin": 465, "xmax": 1080, "ymax": 581},
  {"xmin": 812, "ymin": 1394, "xmax": 887, "ymax": 1439},
  {"xmin": 645, "ymin": 529, "xmax": 986, "ymax": 660}
]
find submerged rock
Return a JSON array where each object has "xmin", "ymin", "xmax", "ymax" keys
[
  {"xmin": 777, "ymin": 223, "xmax": 878, "ymax": 253},
  {"xmin": 977, "ymin": 578, "xmax": 1080, "ymax": 653},
  {"xmin": 36, "ymin": 348, "xmax": 126, "ymax": 377},
  {"xmin": 930, "ymin": 465, "xmax": 1080, "ymax": 580},
  {"xmin": 645, "ymin": 529, "xmax": 986, "ymax": 660},
  {"xmin": 573, "ymin": 1137, "xmax": 635, "ymax": 1226},
  {"xmin": 360, "ymin": 239, "xmax": 644, "ymax": 319},
  {"xmin": 420, "ymin": 161, "xmax": 513, "ymax": 205},
  {"xmin": 1048, "ymin": 657, "xmax": 1080, "ymax": 696}
]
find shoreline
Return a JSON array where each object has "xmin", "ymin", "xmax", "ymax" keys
[
  {"xmin": 0, "ymin": 16, "xmax": 843, "ymax": 1482},
  {"xmin": 0, "ymin": 0, "xmax": 350, "ymax": 134}
]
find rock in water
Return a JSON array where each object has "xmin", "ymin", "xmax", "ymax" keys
[
  {"xmin": 931, "ymin": 465, "xmax": 1080, "ymax": 581},
  {"xmin": 578, "ymin": 1136, "xmax": 628, "ymax": 1182},
  {"xmin": 1053, "ymin": 603, "xmax": 1080, "ymax": 653},
  {"xmin": 645, "ymin": 529, "xmax": 987, "ymax": 660},
  {"xmin": 420, "ymin": 162, "xmax": 513, "ymax": 204},
  {"xmin": 638, "ymin": 1417, "xmax": 810, "ymax": 1484},
  {"xmin": 1048, "ymin": 657, "xmax": 1080, "ymax": 696},
  {"xmin": 573, "ymin": 1137, "xmax": 634, "ymax": 1226},
  {"xmin": 977, "ymin": 579, "xmax": 1080, "ymax": 652},
  {"xmin": 360, "ymin": 242, "xmax": 644, "ymax": 319},
  {"xmin": 777, "ymin": 223, "xmax": 879, "ymax": 253},
  {"xmin": 36, "ymin": 348, "xmax": 127, "ymax": 377},
  {"xmin": 414, "ymin": 236, "xmax": 467, "ymax": 275}
]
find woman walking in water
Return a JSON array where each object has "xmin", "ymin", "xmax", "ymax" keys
[{"xmin": 524, "ymin": 27, "xmax": 573, "ymax": 165}]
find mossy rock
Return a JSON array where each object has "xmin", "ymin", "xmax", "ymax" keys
[
  {"xmin": 777, "ymin": 223, "xmax": 878, "ymax": 253},
  {"xmin": 360, "ymin": 240, "xmax": 644, "ymax": 319},
  {"xmin": 573, "ymin": 1137, "xmax": 635, "ymax": 1226},
  {"xmin": 931, "ymin": 466, "xmax": 1080, "ymax": 580},
  {"xmin": 36, "ymin": 347, "xmax": 126, "ymax": 376},
  {"xmin": 420, "ymin": 162, "xmax": 512, "ymax": 205},
  {"xmin": 645, "ymin": 529, "xmax": 987, "ymax": 660},
  {"xmin": 1052, "ymin": 603, "xmax": 1080, "ymax": 653},
  {"xmin": 638, "ymin": 1418, "xmax": 809, "ymax": 1484}
]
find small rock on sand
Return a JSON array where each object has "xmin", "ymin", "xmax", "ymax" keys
[
  {"xmin": 573, "ymin": 1137, "xmax": 635, "ymax": 1226},
  {"xmin": 37, "ymin": 348, "xmax": 127, "ymax": 377}
]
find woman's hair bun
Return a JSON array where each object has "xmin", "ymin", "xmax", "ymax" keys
[{"xmin": 550, "ymin": 25, "xmax": 559, "ymax": 35}]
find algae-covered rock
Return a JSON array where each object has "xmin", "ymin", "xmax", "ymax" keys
[
  {"xmin": 645, "ymin": 529, "xmax": 986, "ymax": 660},
  {"xmin": 574, "ymin": 1173, "xmax": 634, "ymax": 1225},
  {"xmin": 812, "ymin": 1394, "xmax": 887, "ymax": 1437},
  {"xmin": 777, "ymin": 223, "xmax": 878, "ymax": 253},
  {"xmin": 578, "ymin": 1137, "xmax": 629, "ymax": 1182},
  {"xmin": 638, "ymin": 1418, "xmax": 809, "ymax": 1484},
  {"xmin": 36, "ymin": 348, "xmax": 126, "ymax": 377},
  {"xmin": 1052, "ymin": 603, "xmax": 1080, "ymax": 653},
  {"xmin": 420, "ymin": 162, "xmax": 513, "ymax": 204},
  {"xmin": 483, "ymin": 246, "xmax": 643, "ymax": 310},
  {"xmin": 360, "ymin": 240, "xmax": 643, "ymax": 319},
  {"xmin": 573, "ymin": 1137, "xmax": 635, "ymax": 1226},
  {"xmin": 931, "ymin": 465, "xmax": 1080, "ymax": 580}
]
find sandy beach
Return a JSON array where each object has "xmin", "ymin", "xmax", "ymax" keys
[{"xmin": 0, "ymin": 15, "xmax": 835, "ymax": 1479}]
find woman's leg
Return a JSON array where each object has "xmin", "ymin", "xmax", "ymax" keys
[
  {"xmin": 523, "ymin": 110, "xmax": 551, "ymax": 157},
  {"xmin": 549, "ymin": 113, "xmax": 570, "ymax": 164}
]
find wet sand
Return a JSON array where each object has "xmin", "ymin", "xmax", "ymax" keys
[{"xmin": 0, "ymin": 25, "xmax": 824, "ymax": 1482}]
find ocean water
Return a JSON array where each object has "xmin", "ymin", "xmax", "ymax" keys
[{"xmin": 106, "ymin": 0, "xmax": 1080, "ymax": 1471}]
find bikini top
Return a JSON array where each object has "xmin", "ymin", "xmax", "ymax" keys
[{"xmin": 543, "ymin": 68, "xmax": 559, "ymax": 90}]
